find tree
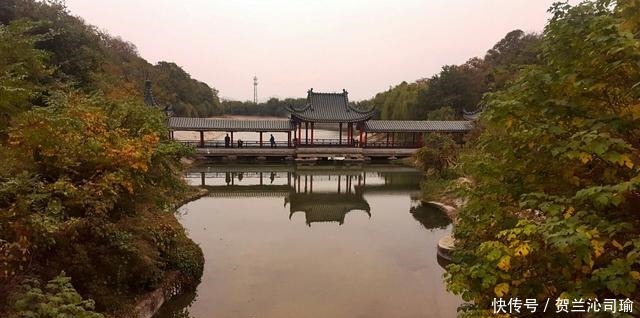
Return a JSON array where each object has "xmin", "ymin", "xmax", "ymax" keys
[
  {"xmin": 484, "ymin": 30, "xmax": 542, "ymax": 91},
  {"xmin": 368, "ymin": 29, "xmax": 541, "ymax": 121},
  {"xmin": 446, "ymin": 0, "xmax": 640, "ymax": 315},
  {"xmin": 415, "ymin": 58, "xmax": 490, "ymax": 118},
  {"xmin": 426, "ymin": 106, "xmax": 456, "ymax": 120},
  {"xmin": 0, "ymin": 20, "xmax": 53, "ymax": 133},
  {"xmin": 0, "ymin": 95, "xmax": 202, "ymax": 313}
]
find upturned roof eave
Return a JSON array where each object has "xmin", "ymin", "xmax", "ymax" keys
[{"xmin": 289, "ymin": 111, "xmax": 375, "ymax": 123}]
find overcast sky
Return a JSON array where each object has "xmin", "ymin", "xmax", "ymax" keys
[{"xmin": 65, "ymin": 0, "xmax": 567, "ymax": 101}]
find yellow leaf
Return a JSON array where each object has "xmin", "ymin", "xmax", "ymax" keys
[
  {"xmin": 620, "ymin": 155, "xmax": 634, "ymax": 169},
  {"xmin": 564, "ymin": 206, "xmax": 575, "ymax": 219},
  {"xmin": 631, "ymin": 271, "xmax": 640, "ymax": 280},
  {"xmin": 579, "ymin": 152, "xmax": 592, "ymax": 164},
  {"xmin": 591, "ymin": 240, "xmax": 604, "ymax": 258},
  {"xmin": 506, "ymin": 117, "xmax": 514, "ymax": 128},
  {"xmin": 612, "ymin": 240, "xmax": 624, "ymax": 251},
  {"xmin": 497, "ymin": 256, "xmax": 511, "ymax": 272},
  {"xmin": 515, "ymin": 243, "xmax": 531, "ymax": 257},
  {"xmin": 494, "ymin": 283, "xmax": 510, "ymax": 297}
]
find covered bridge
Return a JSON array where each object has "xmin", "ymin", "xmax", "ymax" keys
[{"xmin": 166, "ymin": 89, "xmax": 474, "ymax": 150}]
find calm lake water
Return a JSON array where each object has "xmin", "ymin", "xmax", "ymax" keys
[{"xmin": 155, "ymin": 163, "xmax": 461, "ymax": 318}]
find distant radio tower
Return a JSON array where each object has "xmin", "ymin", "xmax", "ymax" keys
[{"xmin": 253, "ymin": 76, "xmax": 258, "ymax": 104}]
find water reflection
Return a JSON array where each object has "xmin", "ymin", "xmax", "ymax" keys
[
  {"xmin": 185, "ymin": 164, "xmax": 423, "ymax": 227},
  {"xmin": 158, "ymin": 164, "xmax": 460, "ymax": 318},
  {"xmin": 286, "ymin": 192, "xmax": 371, "ymax": 226},
  {"xmin": 410, "ymin": 201, "xmax": 452, "ymax": 230}
]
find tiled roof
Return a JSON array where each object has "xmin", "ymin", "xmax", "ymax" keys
[
  {"xmin": 287, "ymin": 89, "xmax": 375, "ymax": 123},
  {"xmin": 364, "ymin": 120, "xmax": 473, "ymax": 132},
  {"xmin": 168, "ymin": 117, "xmax": 295, "ymax": 132},
  {"xmin": 463, "ymin": 107, "xmax": 483, "ymax": 121}
]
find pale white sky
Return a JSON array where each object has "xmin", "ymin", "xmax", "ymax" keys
[{"xmin": 65, "ymin": 0, "xmax": 566, "ymax": 101}]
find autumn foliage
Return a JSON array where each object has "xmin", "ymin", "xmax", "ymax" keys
[{"xmin": 446, "ymin": 0, "xmax": 640, "ymax": 315}]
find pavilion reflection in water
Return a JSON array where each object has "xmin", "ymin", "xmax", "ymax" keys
[{"xmin": 185, "ymin": 164, "xmax": 423, "ymax": 226}]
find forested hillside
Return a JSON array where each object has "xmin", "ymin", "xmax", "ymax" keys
[
  {"xmin": 221, "ymin": 97, "xmax": 307, "ymax": 117},
  {"xmin": 0, "ymin": 1, "xmax": 205, "ymax": 317},
  {"xmin": 0, "ymin": 0, "xmax": 221, "ymax": 118},
  {"xmin": 366, "ymin": 29, "xmax": 541, "ymax": 120}
]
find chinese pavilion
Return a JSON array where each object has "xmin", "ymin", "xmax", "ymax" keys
[{"xmin": 286, "ymin": 89, "xmax": 376, "ymax": 146}]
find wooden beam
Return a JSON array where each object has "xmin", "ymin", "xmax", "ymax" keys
[
  {"xmin": 231, "ymin": 131, "xmax": 234, "ymax": 148},
  {"xmin": 287, "ymin": 131, "xmax": 291, "ymax": 148},
  {"xmin": 199, "ymin": 131, "xmax": 204, "ymax": 148},
  {"xmin": 260, "ymin": 132, "xmax": 263, "ymax": 148},
  {"xmin": 339, "ymin": 122, "xmax": 343, "ymax": 145},
  {"xmin": 311, "ymin": 122, "xmax": 314, "ymax": 145}
]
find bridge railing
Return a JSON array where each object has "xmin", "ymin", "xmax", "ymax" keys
[
  {"xmin": 177, "ymin": 139, "xmax": 423, "ymax": 149},
  {"xmin": 364, "ymin": 141, "xmax": 422, "ymax": 148},
  {"xmin": 178, "ymin": 140, "xmax": 291, "ymax": 148},
  {"xmin": 295, "ymin": 138, "xmax": 357, "ymax": 147}
]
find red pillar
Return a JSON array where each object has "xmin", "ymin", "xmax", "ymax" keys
[
  {"xmin": 260, "ymin": 132, "xmax": 263, "ymax": 148},
  {"xmin": 199, "ymin": 131, "xmax": 204, "ymax": 148},
  {"xmin": 298, "ymin": 122, "xmax": 302, "ymax": 144},
  {"xmin": 364, "ymin": 132, "xmax": 368, "ymax": 147},
  {"xmin": 305, "ymin": 122, "xmax": 309, "ymax": 144},
  {"xmin": 359, "ymin": 127, "xmax": 363, "ymax": 148},
  {"xmin": 231, "ymin": 131, "xmax": 234, "ymax": 148},
  {"xmin": 339, "ymin": 122, "xmax": 343, "ymax": 145},
  {"xmin": 311, "ymin": 122, "xmax": 314, "ymax": 145},
  {"xmin": 386, "ymin": 133, "xmax": 390, "ymax": 147},
  {"xmin": 391, "ymin": 132, "xmax": 395, "ymax": 147},
  {"xmin": 288, "ymin": 131, "xmax": 291, "ymax": 148}
]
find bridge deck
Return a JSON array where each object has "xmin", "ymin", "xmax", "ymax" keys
[{"xmin": 193, "ymin": 146, "xmax": 417, "ymax": 159}]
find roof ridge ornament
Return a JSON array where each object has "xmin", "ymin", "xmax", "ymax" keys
[
  {"xmin": 144, "ymin": 80, "xmax": 158, "ymax": 107},
  {"xmin": 343, "ymin": 89, "xmax": 350, "ymax": 112}
]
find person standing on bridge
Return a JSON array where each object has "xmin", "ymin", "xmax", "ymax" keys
[
  {"xmin": 224, "ymin": 134, "xmax": 230, "ymax": 148},
  {"xmin": 270, "ymin": 134, "xmax": 276, "ymax": 148}
]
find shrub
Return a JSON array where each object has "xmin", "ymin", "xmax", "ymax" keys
[{"xmin": 11, "ymin": 273, "xmax": 103, "ymax": 318}]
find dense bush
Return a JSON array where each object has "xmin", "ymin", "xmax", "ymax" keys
[
  {"xmin": 413, "ymin": 133, "xmax": 460, "ymax": 176},
  {"xmin": 0, "ymin": 95, "xmax": 202, "ymax": 315},
  {"xmin": 10, "ymin": 274, "xmax": 103, "ymax": 318},
  {"xmin": 446, "ymin": 0, "xmax": 640, "ymax": 315}
]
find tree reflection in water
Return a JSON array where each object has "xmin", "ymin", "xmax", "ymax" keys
[{"xmin": 409, "ymin": 201, "xmax": 452, "ymax": 230}]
